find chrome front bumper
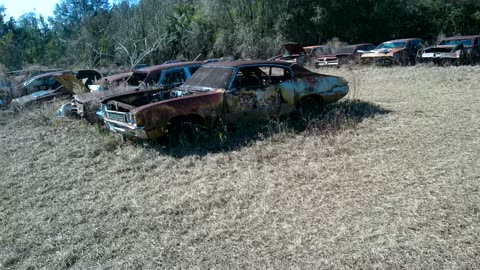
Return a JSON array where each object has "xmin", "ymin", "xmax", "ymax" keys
[{"xmin": 104, "ymin": 118, "xmax": 148, "ymax": 139}]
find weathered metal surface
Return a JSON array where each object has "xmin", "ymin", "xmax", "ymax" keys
[
  {"xmin": 92, "ymin": 72, "xmax": 132, "ymax": 90},
  {"xmin": 316, "ymin": 43, "xmax": 376, "ymax": 67},
  {"xmin": 361, "ymin": 38, "xmax": 423, "ymax": 65},
  {"xmin": 11, "ymin": 87, "xmax": 65, "ymax": 107},
  {"xmin": 55, "ymin": 73, "xmax": 88, "ymax": 94},
  {"xmin": 19, "ymin": 71, "xmax": 66, "ymax": 96},
  {"xmin": 69, "ymin": 63, "xmax": 203, "ymax": 122},
  {"xmin": 133, "ymin": 91, "xmax": 224, "ymax": 139},
  {"xmin": 128, "ymin": 61, "xmax": 203, "ymax": 87},
  {"xmin": 419, "ymin": 35, "xmax": 480, "ymax": 65},
  {"xmin": 271, "ymin": 43, "xmax": 332, "ymax": 65},
  {"xmin": 101, "ymin": 60, "xmax": 349, "ymax": 140}
]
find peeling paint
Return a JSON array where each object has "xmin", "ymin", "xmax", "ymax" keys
[{"xmin": 101, "ymin": 61, "xmax": 349, "ymax": 140}]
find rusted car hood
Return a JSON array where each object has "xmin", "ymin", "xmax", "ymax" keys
[
  {"xmin": 131, "ymin": 89, "xmax": 223, "ymax": 116},
  {"xmin": 99, "ymin": 87, "xmax": 167, "ymax": 104},
  {"xmin": 74, "ymin": 86, "xmax": 133, "ymax": 103},
  {"xmin": 362, "ymin": 48, "xmax": 404, "ymax": 57},
  {"xmin": 94, "ymin": 72, "xmax": 132, "ymax": 85}
]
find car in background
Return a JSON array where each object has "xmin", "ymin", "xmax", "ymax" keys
[
  {"xmin": 316, "ymin": 43, "xmax": 376, "ymax": 67},
  {"xmin": 69, "ymin": 62, "xmax": 204, "ymax": 122},
  {"xmin": 11, "ymin": 70, "xmax": 101, "ymax": 107},
  {"xmin": 0, "ymin": 80, "xmax": 12, "ymax": 107},
  {"xmin": 100, "ymin": 60, "xmax": 349, "ymax": 141},
  {"xmin": 131, "ymin": 64, "xmax": 149, "ymax": 71},
  {"xmin": 18, "ymin": 70, "xmax": 66, "ymax": 97},
  {"xmin": 361, "ymin": 38, "xmax": 423, "ymax": 65},
  {"xmin": 418, "ymin": 35, "xmax": 480, "ymax": 65},
  {"xmin": 204, "ymin": 59, "xmax": 220, "ymax": 63},
  {"xmin": 163, "ymin": 60, "xmax": 186, "ymax": 65},
  {"xmin": 126, "ymin": 62, "xmax": 202, "ymax": 89},
  {"xmin": 7, "ymin": 68, "xmax": 64, "ymax": 85},
  {"xmin": 271, "ymin": 43, "xmax": 332, "ymax": 65},
  {"xmin": 89, "ymin": 72, "xmax": 133, "ymax": 91}
]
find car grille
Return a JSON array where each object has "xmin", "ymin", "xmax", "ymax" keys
[{"xmin": 105, "ymin": 110, "xmax": 127, "ymax": 122}]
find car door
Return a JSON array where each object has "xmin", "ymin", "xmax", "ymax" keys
[{"xmin": 224, "ymin": 65, "xmax": 284, "ymax": 123}]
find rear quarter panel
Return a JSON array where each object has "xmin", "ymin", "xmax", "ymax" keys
[{"xmin": 285, "ymin": 74, "xmax": 348, "ymax": 104}]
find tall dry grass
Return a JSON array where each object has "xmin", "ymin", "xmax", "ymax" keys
[{"xmin": 1, "ymin": 65, "xmax": 480, "ymax": 269}]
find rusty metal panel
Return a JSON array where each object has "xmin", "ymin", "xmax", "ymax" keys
[{"xmin": 54, "ymin": 73, "xmax": 89, "ymax": 94}]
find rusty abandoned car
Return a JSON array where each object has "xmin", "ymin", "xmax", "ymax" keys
[
  {"xmin": 316, "ymin": 43, "xmax": 376, "ymax": 67},
  {"xmin": 418, "ymin": 35, "xmax": 480, "ymax": 65},
  {"xmin": 90, "ymin": 72, "xmax": 133, "ymax": 91},
  {"xmin": 272, "ymin": 43, "xmax": 332, "ymax": 65},
  {"xmin": 100, "ymin": 60, "xmax": 349, "ymax": 140},
  {"xmin": 11, "ymin": 70, "xmax": 101, "ymax": 107},
  {"xmin": 69, "ymin": 62, "xmax": 204, "ymax": 121},
  {"xmin": 361, "ymin": 38, "xmax": 424, "ymax": 65}
]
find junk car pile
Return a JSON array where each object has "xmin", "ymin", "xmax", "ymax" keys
[{"xmin": 4, "ymin": 33, "xmax": 480, "ymax": 145}]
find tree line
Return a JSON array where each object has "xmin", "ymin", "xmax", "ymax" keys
[{"xmin": 1, "ymin": 0, "xmax": 480, "ymax": 70}]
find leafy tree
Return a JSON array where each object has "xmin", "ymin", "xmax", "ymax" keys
[{"xmin": 2, "ymin": 0, "xmax": 480, "ymax": 71}]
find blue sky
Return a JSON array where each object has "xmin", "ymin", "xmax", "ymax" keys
[
  {"xmin": 1, "ymin": 0, "xmax": 60, "ymax": 19},
  {"xmin": 1, "ymin": 0, "xmax": 113, "ymax": 20}
]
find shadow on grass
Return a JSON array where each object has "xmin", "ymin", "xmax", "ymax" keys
[{"xmin": 147, "ymin": 99, "xmax": 391, "ymax": 158}]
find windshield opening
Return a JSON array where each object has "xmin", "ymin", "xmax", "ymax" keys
[
  {"xmin": 334, "ymin": 46, "xmax": 356, "ymax": 55},
  {"xmin": 439, "ymin": 39, "xmax": 472, "ymax": 46},
  {"xmin": 376, "ymin": 42, "xmax": 406, "ymax": 49},
  {"xmin": 183, "ymin": 66, "xmax": 235, "ymax": 89},
  {"xmin": 311, "ymin": 47, "xmax": 331, "ymax": 57},
  {"xmin": 128, "ymin": 72, "xmax": 148, "ymax": 86}
]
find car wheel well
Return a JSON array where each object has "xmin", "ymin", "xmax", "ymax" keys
[
  {"xmin": 165, "ymin": 114, "xmax": 207, "ymax": 148},
  {"xmin": 295, "ymin": 95, "xmax": 324, "ymax": 118},
  {"xmin": 296, "ymin": 95, "xmax": 323, "ymax": 110}
]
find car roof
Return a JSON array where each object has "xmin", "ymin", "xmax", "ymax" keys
[
  {"xmin": 102, "ymin": 72, "xmax": 133, "ymax": 81},
  {"xmin": 134, "ymin": 61, "xmax": 203, "ymax": 73},
  {"xmin": 383, "ymin": 38, "xmax": 422, "ymax": 43},
  {"xmin": 442, "ymin": 35, "xmax": 480, "ymax": 40},
  {"xmin": 349, "ymin": 43, "xmax": 375, "ymax": 47},
  {"xmin": 205, "ymin": 60, "xmax": 293, "ymax": 68},
  {"xmin": 29, "ymin": 70, "xmax": 69, "ymax": 80},
  {"xmin": 304, "ymin": 45, "xmax": 329, "ymax": 49}
]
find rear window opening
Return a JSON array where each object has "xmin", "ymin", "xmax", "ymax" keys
[{"xmin": 128, "ymin": 72, "xmax": 148, "ymax": 86}]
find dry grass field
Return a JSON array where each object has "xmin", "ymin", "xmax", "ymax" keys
[{"xmin": 1, "ymin": 65, "xmax": 480, "ymax": 269}]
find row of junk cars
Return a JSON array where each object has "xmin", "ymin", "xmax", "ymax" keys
[
  {"xmin": 276, "ymin": 35, "xmax": 480, "ymax": 67},
  {"xmin": 0, "ymin": 34, "xmax": 478, "ymax": 142}
]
